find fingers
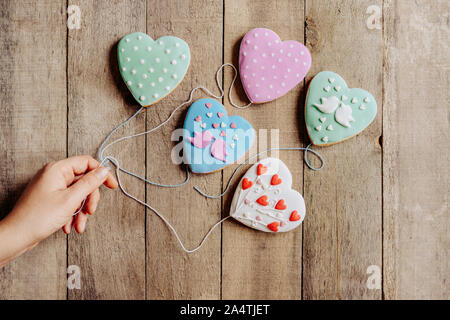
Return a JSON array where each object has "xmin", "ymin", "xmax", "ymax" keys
[
  {"xmin": 62, "ymin": 211, "xmax": 89, "ymax": 234},
  {"xmin": 62, "ymin": 219, "xmax": 73, "ymax": 234},
  {"xmin": 66, "ymin": 167, "xmax": 110, "ymax": 207},
  {"xmin": 84, "ymin": 188, "xmax": 100, "ymax": 215},
  {"xmin": 74, "ymin": 211, "xmax": 89, "ymax": 234},
  {"xmin": 54, "ymin": 155, "xmax": 118, "ymax": 189}
]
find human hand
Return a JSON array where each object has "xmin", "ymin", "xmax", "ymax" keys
[{"xmin": 1, "ymin": 155, "xmax": 118, "ymax": 251}]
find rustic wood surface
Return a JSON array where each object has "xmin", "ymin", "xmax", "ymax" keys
[{"xmin": 0, "ymin": 0, "xmax": 448, "ymax": 300}]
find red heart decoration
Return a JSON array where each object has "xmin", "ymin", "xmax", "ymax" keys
[
  {"xmin": 195, "ymin": 115, "xmax": 202, "ymax": 122},
  {"xmin": 205, "ymin": 103, "xmax": 212, "ymax": 108},
  {"xmin": 289, "ymin": 210, "xmax": 300, "ymax": 221},
  {"xmin": 242, "ymin": 178, "xmax": 253, "ymax": 190},
  {"xmin": 212, "ymin": 123, "xmax": 219, "ymax": 128},
  {"xmin": 257, "ymin": 163, "xmax": 268, "ymax": 175},
  {"xmin": 217, "ymin": 112, "xmax": 224, "ymax": 118},
  {"xmin": 230, "ymin": 122, "xmax": 237, "ymax": 128},
  {"xmin": 270, "ymin": 174, "xmax": 282, "ymax": 185},
  {"xmin": 275, "ymin": 199, "xmax": 287, "ymax": 210},
  {"xmin": 256, "ymin": 195, "xmax": 269, "ymax": 206},
  {"xmin": 267, "ymin": 221, "xmax": 279, "ymax": 232}
]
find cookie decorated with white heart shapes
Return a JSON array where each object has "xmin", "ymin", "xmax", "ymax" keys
[
  {"xmin": 118, "ymin": 32, "xmax": 190, "ymax": 107},
  {"xmin": 239, "ymin": 28, "xmax": 311, "ymax": 104},
  {"xmin": 230, "ymin": 158, "xmax": 306, "ymax": 233},
  {"xmin": 305, "ymin": 71, "xmax": 377, "ymax": 146},
  {"xmin": 183, "ymin": 98, "xmax": 255, "ymax": 174}
]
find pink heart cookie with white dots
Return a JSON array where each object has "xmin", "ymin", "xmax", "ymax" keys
[{"xmin": 239, "ymin": 28, "xmax": 311, "ymax": 104}]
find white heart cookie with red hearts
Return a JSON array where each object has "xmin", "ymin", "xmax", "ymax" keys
[
  {"xmin": 239, "ymin": 28, "xmax": 311, "ymax": 103},
  {"xmin": 230, "ymin": 158, "xmax": 306, "ymax": 233}
]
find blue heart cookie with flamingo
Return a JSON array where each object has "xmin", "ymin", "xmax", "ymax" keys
[{"xmin": 183, "ymin": 98, "xmax": 255, "ymax": 173}]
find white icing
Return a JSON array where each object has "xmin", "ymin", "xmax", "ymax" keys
[
  {"xmin": 327, "ymin": 125, "xmax": 333, "ymax": 131},
  {"xmin": 140, "ymin": 59, "xmax": 145, "ymax": 64},
  {"xmin": 221, "ymin": 122, "xmax": 226, "ymax": 128},
  {"xmin": 158, "ymin": 77, "xmax": 163, "ymax": 82},
  {"xmin": 364, "ymin": 97, "xmax": 370, "ymax": 103},
  {"xmin": 137, "ymin": 35, "xmax": 142, "ymax": 40},
  {"xmin": 126, "ymin": 80, "xmax": 132, "ymax": 86},
  {"xmin": 232, "ymin": 135, "xmax": 238, "ymax": 140},
  {"xmin": 165, "ymin": 86, "xmax": 170, "ymax": 91},
  {"xmin": 147, "ymin": 46, "xmax": 152, "ymax": 51},
  {"xmin": 139, "ymin": 96, "xmax": 146, "ymax": 101},
  {"xmin": 328, "ymin": 78, "xmax": 335, "ymax": 83},
  {"xmin": 153, "ymin": 93, "xmax": 159, "ymax": 98},
  {"xmin": 335, "ymin": 103, "xmax": 355, "ymax": 127},
  {"xmin": 351, "ymin": 97, "xmax": 358, "ymax": 103},
  {"xmin": 126, "ymin": 57, "xmax": 130, "ymax": 62},
  {"xmin": 155, "ymin": 58, "xmax": 160, "ymax": 63},
  {"xmin": 133, "ymin": 46, "xmax": 138, "ymax": 51},
  {"xmin": 131, "ymin": 69, "xmax": 136, "ymax": 74},
  {"xmin": 319, "ymin": 117, "xmax": 326, "ymax": 123},
  {"xmin": 206, "ymin": 112, "xmax": 212, "ymax": 118},
  {"xmin": 313, "ymin": 96, "xmax": 340, "ymax": 113},
  {"xmin": 150, "ymin": 82, "xmax": 155, "ymax": 87},
  {"xmin": 334, "ymin": 86, "xmax": 341, "ymax": 91},
  {"xmin": 230, "ymin": 142, "xmax": 235, "ymax": 149},
  {"xmin": 138, "ymin": 83, "xmax": 143, "ymax": 88},
  {"xmin": 125, "ymin": 38, "xmax": 130, "ymax": 42},
  {"xmin": 162, "ymin": 68, "xmax": 167, "ymax": 73},
  {"xmin": 341, "ymin": 95, "xmax": 348, "ymax": 101},
  {"xmin": 142, "ymin": 74, "xmax": 147, "ymax": 79},
  {"xmin": 172, "ymin": 74, "xmax": 177, "ymax": 79},
  {"xmin": 149, "ymin": 68, "xmax": 154, "ymax": 73},
  {"xmin": 324, "ymin": 86, "xmax": 331, "ymax": 92},
  {"xmin": 171, "ymin": 59, "xmax": 177, "ymax": 65},
  {"xmin": 322, "ymin": 136, "xmax": 328, "ymax": 142},
  {"xmin": 181, "ymin": 54, "xmax": 186, "ymax": 60},
  {"xmin": 230, "ymin": 158, "xmax": 306, "ymax": 233},
  {"xmin": 122, "ymin": 67, "xmax": 126, "ymax": 71},
  {"xmin": 359, "ymin": 104, "xmax": 366, "ymax": 110},
  {"xmin": 165, "ymin": 49, "xmax": 170, "ymax": 54},
  {"xmin": 315, "ymin": 125, "xmax": 322, "ymax": 131},
  {"xmin": 200, "ymin": 123, "xmax": 206, "ymax": 128}
]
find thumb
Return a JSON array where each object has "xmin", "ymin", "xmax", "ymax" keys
[{"xmin": 67, "ymin": 167, "xmax": 110, "ymax": 206}]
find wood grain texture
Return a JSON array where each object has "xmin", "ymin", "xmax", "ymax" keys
[
  {"xmin": 67, "ymin": 0, "xmax": 146, "ymax": 299},
  {"xmin": 145, "ymin": 0, "xmax": 223, "ymax": 299},
  {"xmin": 382, "ymin": 0, "xmax": 449, "ymax": 299},
  {"xmin": 221, "ymin": 0, "xmax": 305, "ymax": 300},
  {"xmin": 0, "ymin": 0, "xmax": 67, "ymax": 299},
  {"xmin": 303, "ymin": 0, "xmax": 383, "ymax": 299}
]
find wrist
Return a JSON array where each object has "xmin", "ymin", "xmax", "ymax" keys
[{"xmin": 0, "ymin": 212, "xmax": 40, "ymax": 266}]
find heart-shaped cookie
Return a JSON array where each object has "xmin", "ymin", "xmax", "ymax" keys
[
  {"xmin": 239, "ymin": 28, "xmax": 311, "ymax": 104},
  {"xmin": 305, "ymin": 71, "xmax": 377, "ymax": 146},
  {"xmin": 117, "ymin": 32, "xmax": 190, "ymax": 107},
  {"xmin": 230, "ymin": 158, "xmax": 306, "ymax": 233},
  {"xmin": 183, "ymin": 98, "xmax": 255, "ymax": 173}
]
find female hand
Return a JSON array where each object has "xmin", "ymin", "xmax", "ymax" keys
[{"xmin": 0, "ymin": 155, "xmax": 118, "ymax": 266}]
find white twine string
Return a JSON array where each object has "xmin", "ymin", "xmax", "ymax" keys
[{"xmin": 73, "ymin": 63, "xmax": 325, "ymax": 252}]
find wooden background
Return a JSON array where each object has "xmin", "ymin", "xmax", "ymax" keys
[{"xmin": 0, "ymin": 0, "xmax": 448, "ymax": 299}]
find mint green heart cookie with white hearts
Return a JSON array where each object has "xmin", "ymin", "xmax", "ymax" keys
[
  {"xmin": 305, "ymin": 71, "xmax": 377, "ymax": 146},
  {"xmin": 117, "ymin": 32, "xmax": 190, "ymax": 107}
]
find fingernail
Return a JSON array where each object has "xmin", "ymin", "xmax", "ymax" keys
[{"xmin": 95, "ymin": 167, "xmax": 108, "ymax": 179}]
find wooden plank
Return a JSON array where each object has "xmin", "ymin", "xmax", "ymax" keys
[
  {"xmin": 145, "ymin": 0, "xmax": 223, "ymax": 299},
  {"xmin": 383, "ymin": 0, "xmax": 449, "ymax": 299},
  {"xmin": 303, "ymin": 0, "xmax": 383, "ymax": 299},
  {"xmin": 222, "ymin": 0, "xmax": 306, "ymax": 299},
  {"xmin": 0, "ymin": 0, "xmax": 67, "ymax": 299},
  {"xmin": 67, "ymin": 0, "xmax": 146, "ymax": 299}
]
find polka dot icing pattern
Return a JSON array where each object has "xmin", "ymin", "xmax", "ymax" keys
[
  {"xmin": 239, "ymin": 28, "xmax": 311, "ymax": 103},
  {"xmin": 118, "ymin": 32, "xmax": 190, "ymax": 107},
  {"xmin": 305, "ymin": 71, "xmax": 377, "ymax": 146},
  {"xmin": 183, "ymin": 98, "xmax": 255, "ymax": 174},
  {"xmin": 230, "ymin": 157, "xmax": 306, "ymax": 233}
]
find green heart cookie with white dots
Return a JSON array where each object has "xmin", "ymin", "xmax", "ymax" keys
[
  {"xmin": 118, "ymin": 32, "xmax": 190, "ymax": 107},
  {"xmin": 305, "ymin": 71, "xmax": 377, "ymax": 146}
]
